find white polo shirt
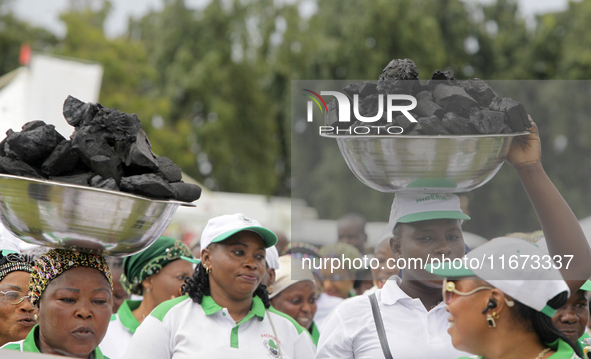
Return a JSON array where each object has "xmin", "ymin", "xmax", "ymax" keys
[
  {"xmin": 124, "ymin": 295, "xmax": 315, "ymax": 359},
  {"xmin": 100, "ymin": 299, "xmax": 142, "ymax": 359},
  {"xmin": 315, "ymin": 276, "xmax": 471, "ymax": 359}
]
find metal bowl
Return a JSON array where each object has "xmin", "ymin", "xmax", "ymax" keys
[
  {"xmin": 322, "ymin": 132, "xmax": 529, "ymax": 193},
  {"xmin": 0, "ymin": 174, "xmax": 194, "ymax": 256}
]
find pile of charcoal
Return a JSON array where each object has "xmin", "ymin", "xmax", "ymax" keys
[
  {"xmin": 0, "ymin": 96, "xmax": 201, "ymax": 202},
  {"xmin": 329, "ymin": 58, "xmax": 529, "ymax": 135}
]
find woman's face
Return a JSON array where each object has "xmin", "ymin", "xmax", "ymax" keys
[
  {"xmin": 552, "ymin": 289, "xmax": 589, "ymax": 343},
  {"xmin": 445, "ymin": 278, "xmax": 492, "ymax": 354},
  {"xmin": 204, "ymin": 231, "xmax": 267, "ymax": 301},
  {"xmin": 144, "ymin": 259, "xmax": 193, "ymax": 305},
  {"xmin": 271, "ymin": 281, "xmax": 317, "ymax": 329},
  {"xmin": 393, "ymin": 219, "xmax": 465, "ymax": 286},
  {"xmin": 38, "ymin": 267, "xmax": 112, "ymax": 357},
  {"xmin": 0, "ymin": 271, "xmax": 36, "ymax": 345}
]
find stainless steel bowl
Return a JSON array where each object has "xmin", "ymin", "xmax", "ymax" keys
[
  {"xmin": 323, "ymin": 132, "xmax": 529, "ymax": 193},
  {"xmin": 0, "ymin": 174, "xmax": 194, "ymax": 256}
]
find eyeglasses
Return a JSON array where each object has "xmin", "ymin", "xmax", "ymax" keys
[
  {"xmin": 442, "ymin": 278, "xmax": 493, "ymax": 305},
  {"xmin": 0, "ymin": 291, "xmax": 31, "ymax": 305}
]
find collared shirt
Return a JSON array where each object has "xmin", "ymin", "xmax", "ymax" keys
[
  {"xmin": 315, "ymin": 276, "xmax": 471, "ymax": 359},
  {"xmin": 457, "ymin": 338, "xmax": 582, "ymax": 359},
  {"xmin": 124, "ymin": 295, "xmax": 315, "ymax": 359},
  {"xmin": 309, "ymin": 321, "xmax": 320, "ymax": 346},
  {"xmin": 100, "ymin": 299, "xmax": 142, "ymax": 359},
  {"xmin": 1, "ymin": 324, "xmax": 108, "ymax": 358}
]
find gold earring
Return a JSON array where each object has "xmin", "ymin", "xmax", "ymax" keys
[
  {"xmin": 206, "ymin": 267, "xmax": 212, "ymax": 274},
  {"xmin": 486, "ymin": 312, "xmax": 499, "ymax": 328},
  {"xmin": 33, "ymin": 313, "xmax": 38, "ymax": 321},
  {"xmin": 267, "ymin": 285, "xmax": 274, "ymax": 293}
]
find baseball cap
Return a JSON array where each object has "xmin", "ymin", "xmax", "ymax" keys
[
  {"xmin": 200, "ymin": 213, "xmax": 277, "ymax": 249},
  {"xmin": 389, "ymin": 193, "xmax": 470, "ymax": 225},
  {"xmin": 266, "ymin": 245, "xmax": 280, "ymax": 269},
  {"xmin": 425, "ymin": 237, "xmax": 569, "ymax": 317}
]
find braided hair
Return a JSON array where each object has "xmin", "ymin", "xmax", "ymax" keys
[
  {"xmin": 182, "ymin": 262, "xmax": 271, "ymax": 309},
  {"xmin": 512, "ymin": 291, "xmax": 583, "ymax": 358}
]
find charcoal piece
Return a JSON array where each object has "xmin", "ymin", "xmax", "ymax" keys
[
  {"xmin": 170, "ymin": 182, "xmax": 202, "ymax": 202},
  {"xmin": 63, "ymin": 95, "xmax": 103, "ymax": 128},
  {"xmin": 90, "ymin": 155, "xmax": 123, "ymax": 184},
  {"xmin": 359, "ymin": 94, "xmax": 386, "ymax": 119},
  {"xmin": 414, "ymin": 98, "xmax": 443, "ymax": 118},
  {"xmin": 89, "ymin": 175, "xmax": 119, "ymax": 191},
  {"xmin": 115, "ymin": 129, "xmax": 159, "ymax": 171},
  {"xmin": 432, "ymin": 84, "xmax": 477, "ymax": 109},
  {"xmin": 71, "ymin": 126, "xmax": 119, "ymax": 167},
  {"xmin": 441, "ymin": 113, "xmax": 477, "ymax": 134},
  {"xmin": 343, "ymin": 82, "xmax": 377, "ymax": 99},
  {"xmin": 459, "ymin": 79, "xmax": 497, "ymax": 107},
  {"xmin": 42, "ymin": 141, "xmax": 82, "ymax": 177},
  {"xmin": 0, "ymin": 130, "xmax": 9, "ymax": 157},
  {"xmin": 157, "ymin": 156, "xmax": 183, "ymax": 183},
  {"xmin": 488, "ymin": 97, "xmax": 529, "ymax": 132},
  {"xmin": 469, "ymin": 109, "xmax": 507, "ymax": 134},
  {"xmin": 415, "ymin": 91, "xmax": 433, "ymax": 102},
  {"xmin": 395, "ymin": 114, "xmax": 418, "ymax": 133},
  {"xmin": 21, "ymin": 120, "xmax": 47, "ymax": 132},
  {"xmin": 91, "ymin": 107, "xmax": 142, "ymax": 144},
  {"xmin": 326, "ymin": 99, "xmax": 353, "ymax": 130},
  {"xmin": 0, "ymin": 157, "xmax": 44, "ymax": 178},
  {"xmin": 416, "ymin": 116, "xmax": 450, "ymax": 135},
  {"xmin": 49, "ymin": 173, "xmax": 93, "ymax": 186},
  {"xmin": 428, "ymin": 70, "xmax": 456, "ymax": 89},
  {"xmin": 4, "ymin": 125, "xmax": 66, "ymax": 164},
  {"xmin": 377, "ymin": 58, "xmax": 419, "ymax": 94},
  {"xmin": 120, "ymin": 174, "xmax": 175, "ymax": 199}
]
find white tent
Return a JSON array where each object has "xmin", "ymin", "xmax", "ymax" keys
[{"xmin": 0, "ymin": 53, "xmax": 103, "ymax": 138}]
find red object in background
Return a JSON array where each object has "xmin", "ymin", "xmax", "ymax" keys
[{"xmin": 19, "ymin": 43, "xmax": 31, "ymax": 66}]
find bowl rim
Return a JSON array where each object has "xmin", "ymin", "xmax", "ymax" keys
[
  {"xmin": 320, "ymin": 131, "xmax": 530, "ymax": 139},
  {"xmin": 0, "ymin": 173, "xmax": 196, "ymax": 207}
]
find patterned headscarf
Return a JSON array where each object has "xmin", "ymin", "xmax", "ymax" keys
[
  {"xmin": 0, "ymin": 250, "xmax": 34, "ymax": 283},
  {"xmin": 29, "ymin": 249, "xmax": 113, "ymax": 306},
  {"xmin": 121, "ymin": 236, "xmax": 193, "ymax": 296}
]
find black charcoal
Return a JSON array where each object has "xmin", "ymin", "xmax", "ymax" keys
[
  {"xmin": 120, "ymin": 174, "xmax": 175, "ymax": 199},
  {"xmin": 42, "ymin": 141, "xmax": 82, "ymax": 177},
  {"xmin": 89, "ymin": 175, "xmax": 119, "ymax": 191},
  {"xmin": 432, "ymin": 84, "xmax": 477, "ymax": 109},
  {"xmin": 0, "ymin": 157, "xmax": 43, "ymax": 178},
  {"xmin": 460, "ymin": 79, "xmax": 497, "ymax": 107},
  {"xmin": 115, "ymin": 129, "xmax": 159, "ymax": 171},
  {"xmin": 469, "ymin": 109, "xmax": 507, "ymax": 134},
  {"xmin": 63, "ymin": 95, "xmax": 103, "ymax": 127},
  {"xmin": 90, "ymin": 155, "xmax": 123, "ymax": 184},
  {"xmin": 4, "ymin": 124, "xmax": 65, "ymax": 164},
  {"xmin": 395, "ymin": 114, "xmax": 418, "ymax": 133},
  {"xmin": 488, "ymin": 97, "xmax": 529, "ymax": 132},
  {"xmin": 170, "ymin": 182, "xmax": 202, "ymax": 202},
  {"xmin": 157, "ymin": 157, "xmax": 183, "ymax": 183},
  {"xmin": 377, "ymin": 58, "xmax": 419, "ymax": 94},
  {"xmin": 49, "ymin": 173, "xmax": 93, "ymax": 186},
  {"xmin": 416, "ymin": 116, "xmax": 450, "ymax": 135},
  {"xmin": 343, "ymin": 82, "xmax": 377, "ymax": 99},
  {"xmin": 441, "ymin": 113, "xmax": 477, "ymax": 134},
  {"xmin": 91, "ymin": 108, "xmax": 142, "ymax": 144},
  {"xmin": 415, "ymin": 91, "xmax": 433, "ymax": 102},
  {"xmin": 414, "ymin": 98, "xmax": 443, "ymax": 118},
  {"xmin": 21, "ymin": 120, "xmax": 47, "ymax": 132}
]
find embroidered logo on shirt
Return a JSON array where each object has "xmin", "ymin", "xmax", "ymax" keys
[{"xmin": 264, "ymin": 338, "xmax": 280, "ymax": 358}]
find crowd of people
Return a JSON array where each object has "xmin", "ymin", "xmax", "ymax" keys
[{"xmin": 0, "ymin": 118, "xmax": 590, "ymax": 358}]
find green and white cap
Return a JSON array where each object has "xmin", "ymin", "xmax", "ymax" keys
[
  {"xmin": 200, "ymin": 213, "xmax": 278, "ymax": 249},
  {"xmin": 389, "ymin": 193, "xmax": 470, "ymax": 225},
  {"xmin": 425, "ymin": 236, "xmax": 569, "ymax": 317}
]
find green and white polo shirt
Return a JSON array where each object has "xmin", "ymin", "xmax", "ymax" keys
[
  {"xmin": 123, "ymin": 295, "xmax": 316, "ymax": 359},
  {"xmin": 457, "ymin": 338, "xmax": 583, "ymax": 359},
  {"xmin": 1, "ymin": 324, "xmax": 108, "ymax": 358},
  {"xmin": 100, "ymin": 299, "xmax": 142, "ymax": 359},
  {"xmin": 309, "ymin": 321, "xmax": 320, "ymax": 347}
]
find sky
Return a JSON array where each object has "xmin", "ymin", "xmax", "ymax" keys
[{"xmin": 8, "ymin": 0, "xmax": 571, "ymax": 39}]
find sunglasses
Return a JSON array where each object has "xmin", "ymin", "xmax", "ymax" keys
[{"xmin": 442, "ymin": 278, "xmax": 493, "ymax": 305}]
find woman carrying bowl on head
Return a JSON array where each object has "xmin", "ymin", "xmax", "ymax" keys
[
  {"xmin": 426, "ymin": 236, "xmax": 585, "ymax": 359},
  {"xmin": 124, "ymin": 213, "xmax": 316, "ymax": 359},
  {"xmin": 0, "ymin": 249, "xmax": 36, "ymax": 347},
  {"xmin": 99, "ymin": 236, "xmax": 194, "ymax": 359},
  {"xmin": 269, "ymin": 255, "xmax": 320, "ymax": 346},
  {"xmin": 2, "ymin": 249, "xmax": 113, "ymax": 358}
]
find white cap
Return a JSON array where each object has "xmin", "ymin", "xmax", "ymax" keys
[
  {"xmin": 268, "ymin": 255, "xmax": 316, "ymax": 299},
  {"xmin": 427, "ymin": 237, "xmax": 569, "ymax": 317},
  {"xmin": 389, "ymin": 193, "xmax": 470, "ymax": 225},
  {"xmin": 200, "ymin": 213, "xmax": 277, "ymax": 249},
  {"xmin": 266, "ymin": 246, "xmax": 280, "ymax": 269}
]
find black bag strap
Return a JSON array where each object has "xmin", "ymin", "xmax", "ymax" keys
[{"xmin": 369, "ymin": 293, "xmax": 394, "ymax": 359}]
